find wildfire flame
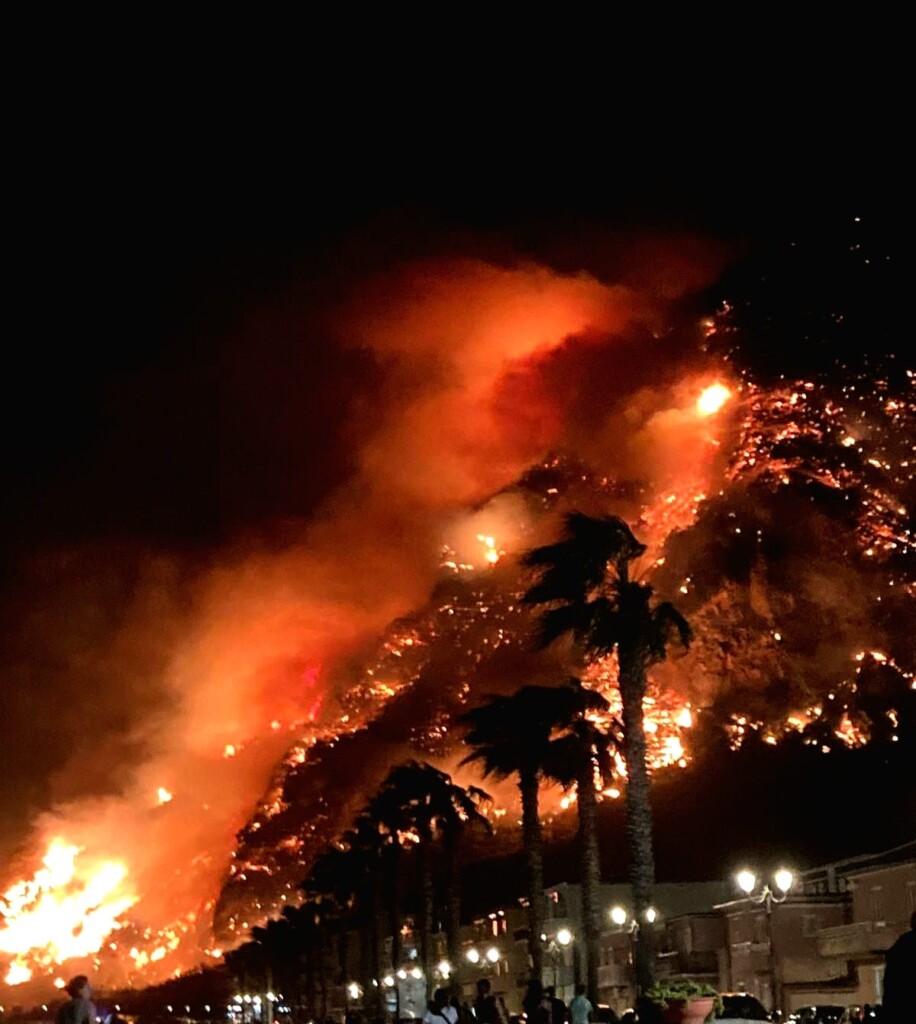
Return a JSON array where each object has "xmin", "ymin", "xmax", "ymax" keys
[
  {"xmin": 2, "ymin": 275, "xmax": 912, "ymax": 994},
  {"xmin": 0, "ymin": 840, "xmax": 137, "ymax": 984},
  {"xmin": 697, "ymin": 383, "xmax": 731, "ymax": 416},
  {"xmin": 476, "ymin": 534, "xmax": 501, "ymax": 565}
]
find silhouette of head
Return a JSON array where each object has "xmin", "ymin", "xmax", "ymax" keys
[{"xmin": 66, "ymin": 976, "xmax": 90, "ymax": 1000}]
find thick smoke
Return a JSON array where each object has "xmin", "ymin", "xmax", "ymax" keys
[{"xmin": 1, "ymin": 241, "xmax": 722, "ymax": 985}]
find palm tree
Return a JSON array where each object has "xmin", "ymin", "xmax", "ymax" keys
[
  {"xmin": 524, "ymin": 513, "xmax": 690, "ymax": 992},
  {"xmin": 460, "ymin": 685, "xmax": 579, "ymax": 978},
  {"xmin": 543, "ymin": 679, "xmax": 616, "ymax": 1006},
  {"xmin": 303, "ymin": 824, "xmax": 385, "ymax": 1012},
  {"xmin": 360, "ymin": 784, "xmax": 410, "ymax": 981},
  {"xmin": 372, "ymin": 761, "xmax": 491, "ymax": 983}
]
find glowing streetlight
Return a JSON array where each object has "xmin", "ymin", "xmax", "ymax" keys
[
  {"xmin": 396, "ymin": 969, "xmax": 407, "ymax": 980},
  {"xmin": 735, "ymin": 867, "xmax": 794, "ymax": 906},
  {"xmin": 556, "ymin": 928, "xmax": 572, "ymax": 946},
  {"xmin": 774, "ymin": 868, "xmax": 795, "ymax": 894},
  {"xmin": 465, "ymin": 948, "xmax": 480, "ymax": 963},
  {"xmin": 437, "ymin": 960, "xmax": 451, "ymax": 977},
  {"xmin": 645, "ymin": 907, "xmax": 658, "ymax": 924},
  {"xmin": 486, "ymin": 946, "xmax": 500, "ymax": 963},
  {"xmin": 736, "ymin": 869, "xmax": 757, "ymax": 894},
  {"xmin": 610, "ymin": 906, "xmax": 628, "ymax": 926},
  {"xmin": 382, "ymin": 976, "xmax": 395, "ymax": 988},
  {"xmin": 410, "ymin": 966, "xmax": 423, "ymax": 980},
  {"xmin": 347, "ymin": 983, "xmax": 360, "ymax": 1000}
]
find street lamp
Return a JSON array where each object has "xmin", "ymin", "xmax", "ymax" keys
[
  {"xmin": 734, "ymin": 867, "xmax": 794, "ymax": 1018},
  {"xmin": 485, "ymin": 946, "xmax": 501, "ymax": 963},
  {"xmin": 466, "ymin": 948, "xmax": 480, "ymax": 964},
  {"xmin": 609, "ymin": 906, "xmax": 659, "ymax": 933},
  {"xmin": 556, "ymin": 928, "xmax": 572, "ymax": 947},
  {"xmin": 735, "ymin": 867, "xmax": 794, "ymax": 908}
]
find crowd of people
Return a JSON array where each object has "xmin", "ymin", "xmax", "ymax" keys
[{"xmin": 421, "ymin": 979, "xmax": 627, "ymax": 1024}]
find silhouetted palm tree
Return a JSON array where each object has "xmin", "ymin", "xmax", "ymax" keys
[
  {"xmin": 524, "ymin": 513, "xmax": 690, "ymax": 991},
  {"xmin": 460, "ymin": 685, "xmax": 579, "ymax": 978},
  {"xmin": 543, "ymin": 679, "xmax": 616, "ymax": 1005},
  {"xmin": 373, "ymin": 761, "xmax": 490, "ymax": 982},
  {"xmin": 303, "ymin": 822, "xmax": 385, "ymax": 1009}
]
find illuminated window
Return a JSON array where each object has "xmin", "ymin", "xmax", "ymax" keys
[{"xmin": 869, "ymin": 887, "xmax": 883, "ymax": 922}]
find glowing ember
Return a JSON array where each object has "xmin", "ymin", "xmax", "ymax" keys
[
  {"xmin": 697, "ymin": 383, "xmax": 731, "ymax": 416},
  {"xmin": 4, "ymin": 961, "xmax": 31, "ymax": 986}
]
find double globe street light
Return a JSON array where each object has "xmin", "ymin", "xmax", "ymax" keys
[
  {"xmin": 465, "ymin": 945, "xmax": 502, "ymax": 965},
  {"xmin": 734, "ymin": 866, "xmax": 795, "ymax": 1018},
  {"xmin": 735, "ymin": 867, "xmax": 795, "ymax": 908},
  {"xmin": 609, "ymin": 905, "xmax": 658, "ymax": 933}
]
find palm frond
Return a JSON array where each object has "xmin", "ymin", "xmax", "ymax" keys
[{"xmin": 650, "ymin": 601, "xmax": 692, "ymax": 658}]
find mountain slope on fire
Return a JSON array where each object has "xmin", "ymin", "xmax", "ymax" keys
[
  {"xmin": 2, "ymin": 221, "xmax": 913, "ymax": 1000},
  {"xmin": 218, "ymin": 345, "xmax": 915, "ymax": 939}
]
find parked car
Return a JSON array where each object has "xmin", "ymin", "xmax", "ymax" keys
[
  {"xmin": 786, "ymin": 1008, "xmax": 851, "ymax": 1024},
  {"xmin": 716, "ymin": 993, "xmax": 770, "ymax": 1021}
]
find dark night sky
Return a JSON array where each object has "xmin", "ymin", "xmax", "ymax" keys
[{"xmin": 1, "ymin": 79, "xmax": 911, "ymax": 859}]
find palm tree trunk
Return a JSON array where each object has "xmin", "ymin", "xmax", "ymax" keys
[
  {"xmin": 369, "ymin": 872, "xmax": 384, "ymax": 1021},
  {"xmin": 519, "ymin": 765, "xmax": 544, "ymax": 979},
  {"xmin": 619, "ymin": 652, "xmax": 655, "ymax": 994},
  {"xmin": 577, "ymin": 761, "xmax": 601, "ymax": 1006},
  {"xmin": 316, "ymin": 912, "xmax": 329, "ymax": 1020},
  {"xmin": 388, "ymin": 844, "xmax": 402, "ymax": 974},
  {"xmin": 419, "ymin": 824, "xmax": 435, "ymax": 995},
  {"xmin": 443, "ymin": 826, "xmax": 462, "ymax": 984}
]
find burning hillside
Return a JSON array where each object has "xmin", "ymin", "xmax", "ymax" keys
[
  {"xmin": 1, "ymin": 230, "xmax": 913, "ymax": 1000},
  {"xmin": 214, "ymin": 354, "xmax": 914, "ymax": 937}
]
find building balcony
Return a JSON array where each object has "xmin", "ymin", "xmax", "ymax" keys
[
  {"xmin": 598, "ymin": 963, "xmax": 631, "ymax": 989},
  {"xmin": 656, "ymin": 950, "xmax": 720, "ymax": 977},
  {"xmin": 817, "ymin": 920, "xmax": 898, "ymax": 957}
]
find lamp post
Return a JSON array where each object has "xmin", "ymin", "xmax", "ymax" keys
[
  {"xmin": 542, "ymin": 928, "xmax": 574, "ymax": 1001},
  {"xmin": 734, "ymin": 868, "xmax": 794, "ymax": 1018},
  {"xmin": 608, "ymin": 906, "xmax": 658, "ymax": 1005}
]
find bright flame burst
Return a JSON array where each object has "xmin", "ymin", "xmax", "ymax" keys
[
  {"xmin": 0, "ymin": 840, "xmax": 137, "ymax": 985},
  {"xmin": 477, "ymin": 534, "xmax": 501, "ymax": 565},
  {"xmin": 697, "ymin": 383, "xmax": 732, "ymax": 417}
]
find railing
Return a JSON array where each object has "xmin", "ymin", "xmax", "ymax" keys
[{"xmin": 816, "ymin": 920, "xmax": 897, "ymax": 956}]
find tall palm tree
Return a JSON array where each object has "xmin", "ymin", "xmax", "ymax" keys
[
  {"xmin": 543, "ymin": 679, "xmax": 616, "ymax": 1006},
  {"xmin": 460, "ymin": 685, "xmax": 579, "ymax": 978},
  {"xmin": 524, "ymin": 513, "xmax": 690, "ymax": 992},
  {"xmin": 373, "ymin": 761, "xmax": 491, "ymax": 983},
  {"xmin": 303, "ymin": 824, "xmax": 385, "ymax": 1011}
]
